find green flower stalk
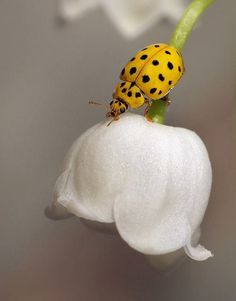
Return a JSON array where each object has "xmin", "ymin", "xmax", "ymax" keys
[
  {"xmin": 146, "ymin": 0, "xmax": 216, "ymax": 124},
  {"xmin": 170, "ymin": 0, "xmax": 216, "ymax": 51},
  {"xmin": 146, "ymin": 98, "xmax": 168, "ymax": 124}
]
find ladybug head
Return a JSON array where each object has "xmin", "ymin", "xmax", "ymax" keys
[{"xmin": 107, "ymin": 99, "xmax": 128, "ymax": 117}]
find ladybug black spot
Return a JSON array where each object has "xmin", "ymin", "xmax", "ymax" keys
[
  {"xmin": 178, "ymin": 66, "xmax": 182, "ymax": 72},
  {"xmin": 168, "ymin": 80, "xmax": 172, "ymax": 85},
  {"xmin": 135, "ymin": 92, "xmax": 141, "ymax": 98},
  {"xmin": 142, "ymin": 47, "xmax": 147, "ymax": 51},
  {"xmin": 158, "ymin": 74, "xmax": 165, "ymax": 81},
  {"xmin": 154, "ymin": 44, "xmax": 160, "ymax": 47},
  {"xmin": 165, "ymin": 50, "xmax": 171, "ymax": 55},
  {"xmin": 123, "ymin": 101, "xmax": 128, "ymax": 109},
  {"xmin": 127, "ymin": 91, "xmax": 132, "ymax": 97},
  {"xmin": 158, "ymin": 90, "xmax": 162, "ymax": 95},
  {"xmin": 121, "ymin": 68, "xmax": 125, "ymax": 76},
  {"xmin": 150, "ymin": 88, "xmax": 157, "ymax": 94},
  {"xmin": 130, "ymin": 82, "xmax": 135, "ymax": 88},
  {"xmin": 110, "ymin": 100, "xmax": 114, "ymax": 105},
  {"xmin": 122, "ymin": 88, "xmax": 127, "ymax": 93},
  {"xmin": 120, "ymin": 82, "xmax": 126, "ymax": 87},
  {"xmin": 129, "ymin": 67, "xmax": 137, "ymax": 75},
  {"xmin": 142, "ymin": 75, "xmax": 150, "ymax": 83},
  {"xmin": 140, "ymin": 54, "xmax": 148, "ymax": 60},
  {"xmin": 130, "ymin": 57, "xmax": 135, "ymax": 61},
  {"xmin": 152, "ymin": 60, "xmax": 159, "ymax": 66},
  {"xmin": 167, "ymin": 62, "xmax": 174, "ymax": 70}
]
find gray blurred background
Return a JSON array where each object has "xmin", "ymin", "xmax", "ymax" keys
[{"xmin": 0, "ymin": 0, "xmax": 235, "ymax": 300}]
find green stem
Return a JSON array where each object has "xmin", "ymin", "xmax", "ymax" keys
[
  {"xmin": 146, "ymin": 99, "xmax": 167, "ymax": 124},
  {"xmin": 169, "ymin": 0, "xmax": 215, "ymax": 51},
  {"xmin": 146, "ymin": 0, "xmax": 216, "ymax": 124}
]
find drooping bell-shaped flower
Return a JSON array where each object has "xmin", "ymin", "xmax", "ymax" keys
[
  {"xmin": 46, "ymin": 113, "xmax": 213, "ymax": 261},
  {"xmin": 58, "ymin": 0, "xmax": 186, "ymax": 38}
]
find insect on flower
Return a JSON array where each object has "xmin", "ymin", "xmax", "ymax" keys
[{"xmin": 90, "ymin": 43, "xmax": 184, "ymax": 125}]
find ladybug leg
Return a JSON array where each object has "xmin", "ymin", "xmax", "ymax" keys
[
  {"xmin": 143, "ymin": 97, "xmax": 151, "ymax": 116},
  {"xmin": 161, "ymin": 94, "xmax": 171, "ymax": 106},
  {"xmin": 107, "ymin": 114, "xmax": 120, "ymax": 127}
]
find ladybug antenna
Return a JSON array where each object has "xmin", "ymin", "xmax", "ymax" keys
[{"xmin": 89, "ymin": 101, "xmax": 109, "ymax": 113}]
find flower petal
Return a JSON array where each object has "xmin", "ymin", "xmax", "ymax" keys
[
  {"xmin": 111, "ymin": 115, "xmax": 212, "ymax": 255},
  {"xmin": 58, "ymin": 0, "xmax": 186, "ymax": 38},
  {"xmin": 102, "ymin": 0, "xmax": 185, "ymax": 38},
  {"xmin": 161, "ymin": 0, "xmax": 186, "ymax": 21},
  {"xmin": 184, "ymin": 240, "xmax": 213, "ymax": 261},
  {"xmin": 50, "ymin": 113, "xmax": 212, "ymax": 259},
  {"xmin": 58, "ymin": 0, "xmax": 99, "ymax": 21}
]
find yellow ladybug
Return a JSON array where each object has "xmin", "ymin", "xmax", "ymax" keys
[{"xmin": 90, "ymin": 43, "xmax": 184, "ymax": 125}]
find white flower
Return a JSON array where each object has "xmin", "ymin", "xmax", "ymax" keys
[
  {"xmin": 46, "ymin": 113, "xmax": 213, "ymax": 261},
  {"xmin": 58, "ymin": 0, "xmax": 186, "ymax": 38}
]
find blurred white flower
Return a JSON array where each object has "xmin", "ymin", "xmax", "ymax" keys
[
  {"xmin": 58, "ymin": 0, "xmax": 186, "ymax": 38},
  {"xmin": 46, "ymin": 113, "xmax": 213, "ymax": 261}
]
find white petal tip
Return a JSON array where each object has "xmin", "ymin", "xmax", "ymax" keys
[
  {"xmin": 57, "ymin": 0, "xmax": 98, "ymax": 22},
  {"xmin": 58, "ymin": 6, "xmax": 80, "ymax": 22},
  {"xmin": 184, "ymin": 243, "xmax": 213, "ymax": 261},
  {"xmin": 45, "ymin": 202, "xmax": 74, "ymax": 220}
]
